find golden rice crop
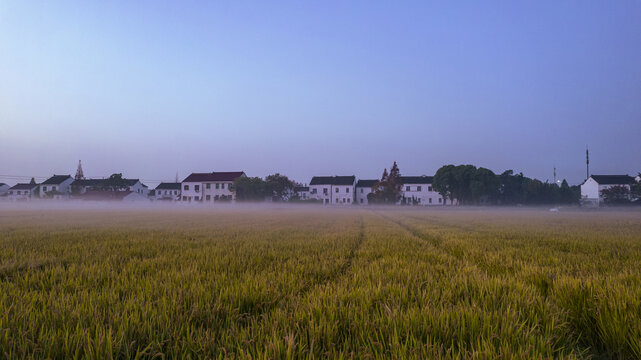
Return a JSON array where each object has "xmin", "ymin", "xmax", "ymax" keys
[{"xmin": 1, "ymin": 207, "xmax": 640, "ymax": 359}]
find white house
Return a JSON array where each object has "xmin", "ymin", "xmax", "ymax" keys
[
  {"xmin": 8, "ymin": 183, "xmax": 39, "ymax": 201},
  {"xmin": 291, "ymin": 186, "xmax": 310, "ymax": 201},
  {"xmin": 308, "ymin": 176, "xmax": 356, "ymax": 205},
  {"xmin": 181, "ymin": 171, "xmax": 246, "ymax": 203},
  {"xmin": 581, "ymin": 174, "xmax": 636, "ymax": 205},
  {"xmin": 71, "ymin": 177, "xmax": 148, "ymax": 196},
  {"xmin": 355, "ymin": 179, "xmax": 378, "ymax": 205},
  {"xmin": 39, "ymin": 175, "xmax": 73, "ymax": 199},
  {"xmin": 154, "ymin": 182, "xmax": 181, "ymax": 201},
  {"xmin": 400, "ymin": 176, "xmax": 449, "ymax": 206}
]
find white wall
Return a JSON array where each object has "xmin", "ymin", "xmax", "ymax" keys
[
  {"xmin": 401, "ymin": 184, "xmax": 446, "ymax": 205},
  {"xmin": 39, "ymin": 177, "xmax": 73, "ymax": 198},
  {"xmin": 356, "ymin": 186, "xmax": 372, "ymax": 205},
  {"xmin": 181, "ymin": 181, "xmax": 235, "ymax": 203},
  {"xmin": 309, "ymin": 184, "xmax": 354, "ymax": 205}
]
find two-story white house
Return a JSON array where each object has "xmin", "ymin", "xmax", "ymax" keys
[
  {"xmin": 400, "ymin": 176, "xmax": 449, "ymax": 206},
  {"xmin": 181, "ymin": 171, "xmax": 246, "ymax": 203},
  {"xmin": 355, "ymin": 179, "xmax": 378, "ymax": 205},
  {"xmin": 154, "ymin": 182, "xmax": 181, "ymax": 201},
  {"xmin": 581, "ymin": 174, "xmax": 636, "ymax": 206},
  {"xmin": 8, "ymin": 183, "xmax": 39, "ymax": 201},
  {"xmin": 39, "ymin": 175, "xmax": 74, "ymax": 199},
  {"xmin": 308, "ymin": 176, "xmax": 356, "ymax": 205}
]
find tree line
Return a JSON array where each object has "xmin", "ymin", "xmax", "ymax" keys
[{"xmin": 433, "ymin": 165, "xmax": 579, "ymax": 205}]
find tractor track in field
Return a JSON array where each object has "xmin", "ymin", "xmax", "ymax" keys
[
  {"xmin": 375, "ymin": 211, "xmax": 605, "ymax": 358},
  {"xmin": 234, "ymin": 215, "xmax": 366, "ymax": 327}
]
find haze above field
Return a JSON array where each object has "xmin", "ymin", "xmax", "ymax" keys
[{"xmin": 1, "ymin": 1, "xmax": 640, "ymax": 186}]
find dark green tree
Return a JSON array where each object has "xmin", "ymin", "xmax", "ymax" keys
[
  {"xmin": 369, "ymin": 162, "xmax": 403, "ymax": 204},
  {"xmin": 265, "ymin": 173, "xmax": 295, "ymax": 201},
  {"xmin": 232, "ymin": 177, "xmax": 268, "ymax": 201},
  {"xmin": 601, "ymin": 185, "xmax": 632, "ymax": 205}
]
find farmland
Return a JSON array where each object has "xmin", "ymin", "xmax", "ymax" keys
[{"xmin": 1, "ymin": 206, "xmax": 641, "ymax": 359}]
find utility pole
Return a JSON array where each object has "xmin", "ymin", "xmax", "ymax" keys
[
  {"xmin": 586, "ymin": 146, "xmax": 590, "ymax": 180},
  {"xmin": 553, "ymin": 166, "xmax": 557, "ymax": 184}
]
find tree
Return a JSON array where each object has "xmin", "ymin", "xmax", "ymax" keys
[
  {"xmin": 265, "ymin": 173, "xmax": 295, "ymax": 201},
  {"xmin": 433, "ymin": 165, "xmax": 457, "ymax": 205},
  {"xmin": 632, "ymin": 174, "xmax": 641, "ymax": 201},
  {"xmin": 101, "ymin": 173, "xmax": 128, "ymax": 191},
  {"xmin": 232, "ymin": 177, "xmax": 268, "ymax": 201},
  {"xmin": 601, "ymin": 186, "xmax": 632, "ymax": 205},
  {"xmin": 369, "ymin": 162, "xmax": 403, "ymax": 204}
]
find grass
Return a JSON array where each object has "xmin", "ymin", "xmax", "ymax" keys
[{"xmin": 1, "ymin": 206, "xmax": 640, "ymax": 359}]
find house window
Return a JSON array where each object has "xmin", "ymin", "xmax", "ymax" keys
[
  {"xmin": 360, "ymin": 188, "xmax": 363, "ymax": 193},
  {"xmin": 184, "ymin": 185, "xmax": 189, "ymax": 191},
  {"xmin": 438, "ymin": 198, "xmax": 442, "ymax": 203},
  {"xmin": 228, "ymin": 183, "xmax": 231, "ymax": 189},
  {"xmin": 195, "ymin": 185, "xmax": 200, "ymax": 192},
  {"xmin": 311, "ymin": 188, "xmax": 317, "ymax": 194},
  {"xmin": 418, "ymin": 198, "xmax": 421, "ymax": 203},
  {"xmin": 52, "ymin": 186, "xmax": 57, "ymax": 191},
  {"xmin": 182, "ymin": 196, "xmax": 187, "ymax": 201},
  {"xmin": 429, "ymin": 198, "xmax": 432, "ymax": 204},
  {"xmin": 215, "ymin": 183, "xmax": 219, "ymax": 189},
  {"xmin": 174, "ymin": 191, "xmax": 177, "ymax": 195},
  {"xmin": 206, "ymin": 195, "xmax": 211, "ymax": 201},
  {"xmin": 417, "ymin": 186, "xmax": 422, "ymax": 191},
  {"xmin": 335, "ymin": 188, "xmax": 339, "ymax": 193},
  {"xmin": 406, "ymin": 186, "xmax": 410, "ymax": 191},
  {"xmin": 360, "ymin": 199, "xmax": 363, "ymax": 203},
  {"xmin": 346, "ymin": 187, "xmax": 349, "ymax": 193},
  {"xmin": 43, "ymin": 186, "xmax": 47, "ymax": 192},
  {"xmin": 428, "ymin": 186, "xmax": 432, "ymax": 192},
  {"xmin": 206, "ymin": 183, "xmax": 211, "ymax": 189},
  {"xmin": 347, "ymin": 198, "xmax": 350, "ymax": 203},
  {"xmin": 336, "ymin": 198, "xmax": 339, "ymax": 203},
  {"xmin": 9, "ymin": 191, "xmax": 12, "ymax": 195},
  {"xmin": 323, "ymin": 188, "xmax": 328, "ymax": 194}
]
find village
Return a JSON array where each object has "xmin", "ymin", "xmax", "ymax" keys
[{"xmin": 1, "ymin": 161, "xmax": 639, "ymax": 207}]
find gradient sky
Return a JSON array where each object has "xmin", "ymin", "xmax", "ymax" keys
[{"xmin": 1, "ymin": 1, "xmax": 640, "ymax": 187}]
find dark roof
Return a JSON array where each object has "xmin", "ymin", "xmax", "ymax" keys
[
  {"xmin": 123, "ymin": 179, "xmax": 141, "ymax": 186},
  {"xmin": 42, "ymin": 175, "xmax": 72, "ymax": 185},
  {"xmin": 72, "ymin": 179, "xmax": 105, "ymax": 187},
  {"xmin": 10, "ymin": 183, "xmax": 38, "ymax": 190},
  {"xmin": 356, "ymin": 179, "xmax": 378, "ymax": 187},
  {"xmin": 182, "ymin": 172, "xmax": 245, "ymax": 182},
  {"xmin": 309, "ymin": 176, "xmax": 356, "ymax": 186},
  {"xmin": 75, "ymin": 190, "xmax": 134, "ymax": 201},
  {"xmin": 0, "ymin": 183, "xmax": 7, "ymax": 187},
  {"xmin": 155, "ymin": 182, "xmax": 181, "ymax": 190},
  {"xmin": 401, "ymin": 176, "xmax": 434, "ymax": 184},
  {"xmin": 590, "ymin": 175, "xmax": 635, "ymax": 185},
  {"xmin": 294, "ymin": 186, "xmax": 309, "ymax": 192}
]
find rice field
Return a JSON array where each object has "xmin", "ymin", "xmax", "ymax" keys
[{"xmin": 1, "ymin": 206, "xmax": 640, "ymax": 359}]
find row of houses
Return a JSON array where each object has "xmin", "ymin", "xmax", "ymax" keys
[
  {"xmin": 3, "ymin": 168, "xmax": 637, "ymax": 206},
  {"xmin": 0, "ymin": 169, "xmax": 453, "ymax": 206}
]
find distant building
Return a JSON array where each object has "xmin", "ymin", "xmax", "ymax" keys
[
  {"xmin": 71, "ymin": 177, "xmax": 148, "ymax": 196},
  {"xmin": 355, "ymin": 179, "xmax": 378, "ymax": 205},
  {"xmin": 39, "ymin": 175, "xmax": 73, "ymax": 199},
  {"xmin": 400, "ymin": 176, "xmax": 448, "ymax": 206},
  {"xmin": 293, "ymin": 186, "xmax": 310, "ymax": 200},
  {"xmin": 581, "ymin": 174, "xmax": 636, "ymax": 206},
  {"xmin": 181, "ymin": 172, "xmax": 246, "ymax": 203},
  {"xmin": 8, "ymin": 183, "xmax": 39, "ymax": 201},
  {"xmin": 154, "ymin": 182, "xmax": 181, "ymax": 201},
  {"xmin": 309, "ymin": 176, "xmax": 356, "ymax": 205}
]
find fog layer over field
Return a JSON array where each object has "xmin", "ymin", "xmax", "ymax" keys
[{"xmin": 1, "ymin": 206, "xmax": 640, "ymax": 358}]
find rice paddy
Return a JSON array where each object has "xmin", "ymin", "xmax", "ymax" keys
[{"xmin": 1, "ymin": 206, "xmax": 640, "ymax": 359}]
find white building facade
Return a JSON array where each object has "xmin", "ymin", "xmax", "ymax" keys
[
  {"xmin": 355, "ymin": 179, "xmax": 377, "ymax": 205},
  {"xmin": 580, "ymin": 175, "xmax": 635, "ymax": 205},
  {"xmin": 8, "ymin": 183, "xmax": 38, "ymax": 201},
  {"xmin": 181, "ymin": 171, "xmax": 246, "ymax": 203},
  {"xmin": 400, "ymin": 176, "xmax": 449, "ymax": 206},
  {"xmin": 154, "ymin": 182, "xmax": 181, "ymax": 201},
  {"xmin": 39, "ymin": 175, "xmax": 74, "ymax": 198},
  {"xmin": 308, "ymin": 176, "xmax": 356, "ymax": 205}
]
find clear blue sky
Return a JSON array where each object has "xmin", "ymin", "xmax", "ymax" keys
[{"xmin": 1, "ymin": 1, "xmax": 640, "ymax": 187}]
